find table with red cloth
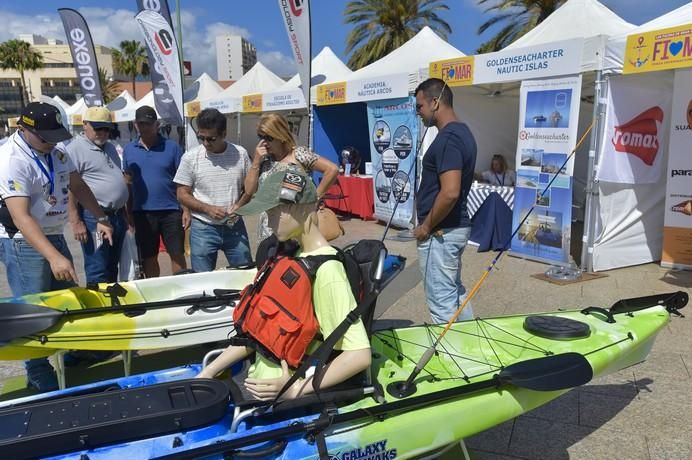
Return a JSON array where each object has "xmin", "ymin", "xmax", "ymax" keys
[{"xmin": 323, "ymin": 175, "xmax": 374, "ymax": 220}]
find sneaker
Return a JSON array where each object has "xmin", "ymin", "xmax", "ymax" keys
[
  {"xmin": 63, "ymin": 350, "xmax": 117, "ymax": 368},
  {"xmin": 25, "ymin": 360, "xmax": 59, "ymax": 393}
]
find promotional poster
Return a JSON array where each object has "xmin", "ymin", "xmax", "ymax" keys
[
  {"xmin": 596, "ymin": 72, "xmax": 672, "ymax": 184},
  {"xmin": 367, "ymin": 97, "xmax": 418, "ymax": 229},
  {"xmin": 662, "ymin": 68, "xmax": 692, "ymax": 269},
  {"xmin": 511, "ymin": 75, "xmax": 582, "ymax": 265}
]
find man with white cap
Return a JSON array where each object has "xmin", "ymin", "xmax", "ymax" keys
[
  {"xmin": 0, "ymin": 102, "xmax": 114, "ymax": 391},
  {"xmin": 66, "ymin": 106, "xmax": 129, "ymax": 285}
]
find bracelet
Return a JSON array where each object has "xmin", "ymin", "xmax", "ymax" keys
[{"xmin": 250, "ymin": 164, "xmax": 261, "ymax": 171}]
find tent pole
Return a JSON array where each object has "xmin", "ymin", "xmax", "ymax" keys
[
  {"xmin": 580, "ymin": 69, "xmax": 605, "ymax": 273},
  {"xmin": 236, "ymin": 113, "xmax": 241, "ymax": 144}
]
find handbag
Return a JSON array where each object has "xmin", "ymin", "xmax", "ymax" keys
[{"xmin": 316, "ymin": 203, "xmax": 345, "ymax": 242}]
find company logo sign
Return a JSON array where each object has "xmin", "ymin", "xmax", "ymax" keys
[
  {"xmin": 611, "ymin": 106, "xmax": 664, "ymax": 166},
  {"xmin": 671, "ymin": 169, "xmax": 692, "ymax": 177},
  {"xmin": 154, "ymin": 28, "xmax": 174, "ymax": 55},
  {"xmin": 429, "ymin": 57, "xmax": 474, "ymax": 87},
  {"xmin": 624, "ymin": 25, "xmax": 692, "ymax": 74},
  {"xmin": 671, "ymin": 199, "xmax": 692, "ymax": 216},
  {"xmin": 242, "ymin": 94, "xmax": 263, "ymax": 113},
  {"xmin": 317, "ymin": 82, "xmax": 347, "ymax": 106},
  {"xmin": 330, "ymin": 439, "xmax": 397, "ymax": 460},
  {"xmin": 288, "ymin": 0, "xmax": 304, "ymax": 16}
]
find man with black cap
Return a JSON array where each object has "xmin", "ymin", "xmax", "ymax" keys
[
  {"xmin": 0, "ymin": 102, "xmax": 114, "ymax": 392},
  {"xmin": 123, "ymin": 106, "xmax": 188, "ymax": 278},
  {"xmin": 66, "ymin": 106, "xmax": 129, "ymax": 285}
]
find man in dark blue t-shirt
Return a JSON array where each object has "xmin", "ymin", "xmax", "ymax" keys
[
  {"xmin": 123, "ymin": 106, "xmax": 188, "ymax": 278},
  {"xmin": 414, "ymin": 78, "xmax": 477, "ymax": 324}
]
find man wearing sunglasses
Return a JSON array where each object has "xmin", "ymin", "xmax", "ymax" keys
[
  {"xmin": 65, "ymin": 106, "xmax": 129, "ymax": 287},
  {"xmin": 174, "ymin": 108, "xmax": 252, "ymax": 272},
  {"xmin": 0, "ymin": 102, "xmax": 114, "ymax": 391}
]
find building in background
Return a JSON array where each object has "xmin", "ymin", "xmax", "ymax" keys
[
  {"xmin": 0, "ymin": 34, "xmax": 123, "ymax": 129},
  {"xmin": 215, "ymin": 35, "xmax": 256, "ymax": 81}
]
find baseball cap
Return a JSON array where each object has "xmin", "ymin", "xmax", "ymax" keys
[
  {"xmin": 135, "ymin": 106, "xmax": 158, "ymax": 123},
  {"xmin": 18, "ymin": 102, "xmax": 72, "ymax": 144},
  {"xmin": 236, "ymin": 168, "xmax": 317, "ymax": 216},
  {"xmin": 83, "ymin": 106, "xmax": 113, "ymax": 129}
]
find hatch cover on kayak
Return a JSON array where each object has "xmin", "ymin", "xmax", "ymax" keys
[
  {"xmin": 524, "ymin": 315, "xmax": 591, "ymax": 340},
  {"xmin": 0, "ymin": 378, "xmax": 229, "ymax": 458}
]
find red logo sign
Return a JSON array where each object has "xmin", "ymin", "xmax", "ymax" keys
[
  {"xmin": 611, "ymin": 106, "xmax": 664, "ymax": 166},
  {"xmin": 155, "ymin": 29, "xmax": 173, "ymax": 56},
  {"xmin": 290, "ymin": 0, "xmax": 304, "ymax": 16}
]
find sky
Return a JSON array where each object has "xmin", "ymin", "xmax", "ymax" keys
[{"xmin": 0, "ymin": 0, "xmax": 688, "ymax": 80}]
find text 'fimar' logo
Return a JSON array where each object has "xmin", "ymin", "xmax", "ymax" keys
[
  {"xmin": 611, "ymin": 106, "xmax": 664, "ymax": 166},
  {"xmin": 155, "ymin": 28, "xmax": 173, "ymax": 55}
]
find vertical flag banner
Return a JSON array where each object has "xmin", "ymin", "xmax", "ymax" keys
[
  {"xmin": 58, "ymin": 8, "xmax": 104, "ymax": 107},
  {"xmin": 136, "ymin": 0, "xmax": 182, "ymax": 125},
  {"xmin": 662, "ymin": 68, "xmax": 692, "ymax": 270},
  {"xmin": 135, "ymin": 9, "xmax": 184, "ymax": 126},
  {"xmin": 278, "ymin": 0, "xmax": 311, "ymax": 106},
  {"xmin": 367, "ymin": 97, "xmax": 418, "ymax": 228},
  {"xmin": 596, "ymin": 73, "xmax": 672, "ymax": 184},
  {"xmin": 511, "ymin": 75, "xmax": 582, "ymax": 265}
]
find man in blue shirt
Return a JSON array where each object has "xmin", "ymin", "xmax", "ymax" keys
[
  {"xmin": 123, "ymin": 106, "xmax": 188, "ymax": 278},
  {"xmin": 414, "ymin": 78, "xmax": 477, "ymax": 324}
]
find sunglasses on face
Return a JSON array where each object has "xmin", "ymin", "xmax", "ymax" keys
[
  {"xmin": 197, "ymin": 135, "xmax": 219, "ymax": 143},
  {"xmin": 88, "ymin": 124, "xmax": 110, "ymax": 132},
  {"xmin": 257, "ymin": 134, "xmax": 274, "ymax": 142}
]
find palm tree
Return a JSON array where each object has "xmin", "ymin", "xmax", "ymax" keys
[
  {"xmin": 98, "ymin": 68, "xmax": 120, "ymax": 104},
  {"xmin": 344, "ymin": 0, "xmax": 451, "ymax": 69},
  {"xmin": 112, "ymin": 40, "xmax": 149, "ymax": 99},
  {"xmin": 476, "ymin": 0, "xmax": 566, "ymax": 52},
  {"xmin": 0, "ymin": 39, "xmax": 44, "ymax": 107}
]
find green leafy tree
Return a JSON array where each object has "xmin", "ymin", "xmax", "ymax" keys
[
  {"xmin": 0, "ymin": 39, "xmax": 44, "ymax": 107},
  {"xmin": 98, "ymin": 67, "xmax": 120, "ymax": 104},
  {"xmin": 476, "ymin": 0, "xmax": 566, "ymax": 53},
  {"xmin": 112, "ymin": 40, "xmax": 149, "ymax": 99},
  {"xmin": 344, "ymin": 0, "xmax": 451, "ymax": 69}
]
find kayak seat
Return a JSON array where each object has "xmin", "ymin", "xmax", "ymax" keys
[{"xmin": 524, "ymin": 315, "xmax": 591, "ymax": 340}]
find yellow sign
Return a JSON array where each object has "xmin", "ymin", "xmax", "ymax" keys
[
  {"xmin": 70, "ymin": 114, "xmax": 83, "ymax": 126},
  {"xmin": 242, "ymin": 94, "xmax": 263, "ymax": 113},
  {"xmin": 429, "ymin": 56, "xmax": 475, "ymax": 86},
  {"xmin": 185, "ymin": 101, "xmax": 201, "ymax": 118},
  {"xmin": 624, "ymin": 24, "xmax": 692, "ymax": 74},
  {"xmin": 316, "ymin": 82, "xmax": 347, "ymax": 106}
]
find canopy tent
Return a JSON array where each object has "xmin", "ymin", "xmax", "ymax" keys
[
  {"xmin": 184, "ymin": 72, "xmax": 224, "ymax": 104},
  {"xmin": 603, "ymin": 2, "xmax": 692, "ymax": 72},
  {"xmin": 52, "ymin": 95, "xmax": 71, "ymax": 114},
  {"xmin": 134, "ymin": 91, "xmax": 159, "ymax": 117},
  {"xmin": 107, "ymin": 90, "xmax": 138, "ymax": 122},
  {"xmin": 66, "ymin": 97, "xmax": 87, "ymax": 126},
  {"xmin": 506, "ymin": 0, "xmax": 635, "ymax": 73}
]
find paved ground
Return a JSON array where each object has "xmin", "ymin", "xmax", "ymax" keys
[{"xmin": 1, "ymin": 215, "xmax": 690, "ymax": 459}]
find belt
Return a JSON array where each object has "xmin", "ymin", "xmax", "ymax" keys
[{"xmin": 101, "ymin": 207, "xmax": 123, "ymax": 215}]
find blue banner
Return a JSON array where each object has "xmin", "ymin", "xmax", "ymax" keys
[
  {"xmin": 511, "ymin": 75, "xmax": 582, "ymax": 264},
  {"xmin": 366, "ymin": 97, "xmax": 417, "ymax": 228}
]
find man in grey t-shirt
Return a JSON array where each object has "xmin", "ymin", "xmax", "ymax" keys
[
  {"xmin": 174, "ymin": 108, "xmax": 252, "ymax": 272},
  {"xmin": 66, "ymin": 106, "xmax": 129, "ymax": 284}
]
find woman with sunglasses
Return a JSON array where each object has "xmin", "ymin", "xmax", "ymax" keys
[{"xmin": 245, "ymin": 113, "xmax": 338, "ymax": 242}]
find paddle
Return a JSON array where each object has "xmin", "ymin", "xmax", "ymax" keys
[
  {"xmin": 0, "ymin": 290, "xmax": 240, "ymax": 342},
  {"xmin": 154, "ymin": 352, "xmax": 593, "ymax": 460}
]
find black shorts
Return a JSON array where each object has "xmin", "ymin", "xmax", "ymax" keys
[{"xmin": 133, "ymin": 210, "xmax": 185, "ymax": 259}]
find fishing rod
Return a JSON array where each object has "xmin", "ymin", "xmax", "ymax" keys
[
  {"xmin": 0, "ymin": 290, "xmax": 241, "ymax": 342},
  {"xmin": 381, "ymin": 79, "xmax": 449, "ymax": 241},
  {"xmin": 388, "ymin": 119, "xmax": 597, "ymax": 398}
]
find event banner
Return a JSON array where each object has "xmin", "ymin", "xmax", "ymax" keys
[
  {"xmin": 315, "ymin": 74, "xmax": 409, "ymax": 106},
  {"xmin": 263, "ymin": 88, "xmax": 306, "ymax": 111},
  {"xmin": 58, "ymin": 9, "xmax": 104, "ymax": 107},
  {"xmin": 428, "ymin": 56, "xmax": 474, "ymax": 87},
  {"xmin": 136, "ymin": 0, "xmax": 182, "ymax": 125},
  {"xmin": 473, "ymin": 39, "xmax": 582, "ymax": 85},
  {"xmin": 596, "ymin": 73, "xmax": 672, "ymax": 184},
  {"xmin": 662, "ymin": 68, "xmax": 692, "ymax": 270},
  {"xmin": 511, "ymin": 75, "xmax": 582, "ymax": 265},
  {"xmin": 278, "ymin": 0, "xmax": 311, "ymax": 106},
  {"xmin": 367, "ymin": 97, "xmax": 418, "ymax": 228},
  {"xmin": 624, "ymin": 24, "xmax": 692, "ymax": 74},
  {"xmin": 135, "ymin": 9, "xmax": 184, "ymax": 126}
]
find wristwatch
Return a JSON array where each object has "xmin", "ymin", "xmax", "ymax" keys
[{"xmin": 96, "ymin": 216, "xmax": 109, "ymax": 224}]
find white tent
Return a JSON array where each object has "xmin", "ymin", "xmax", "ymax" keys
[
  {"xmin": 66, "ymin": 97, "xmax": 87, "ymax": 126},
  {"xmin": 134, "ymin": 91, "xmax": 160, "ymax": 118},
  {"xmin": 52, "ymin": 95, "xmax": 71, "ymax": 113},
  {"xmin": 506, "ymin": 0, "xmax": 635, "ymax": 72},
  {"xmin": 603, "ymin": 2, "xmax": 692, "ymax": 72},
  {"xmin": 107, "ymin": 90, "xmax": 138, "ymax": 122},
  {"xmin": 184, "ymin": 72, "xmax": 224, "ymax": 103},
  {"xmin": 208, "ymin": 61, "xmax": 285, "ymax": 106}
]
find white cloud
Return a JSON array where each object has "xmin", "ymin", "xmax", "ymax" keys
[{"xmin": 1, "ymin": 8, "xmax": 295, "ymax": 83}]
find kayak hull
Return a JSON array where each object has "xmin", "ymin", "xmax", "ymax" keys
[
  {"xmin": 0, "ymin": 269, "xmax": 256, "ymax": 360},
  {"xmin": 0, "ymin": 302, "xmax": 671, "ymax": 460}
]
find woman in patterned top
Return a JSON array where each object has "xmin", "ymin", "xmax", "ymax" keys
[{"xmin": 245, "ymin": 113, "xmax": 338, "ymax": 242}]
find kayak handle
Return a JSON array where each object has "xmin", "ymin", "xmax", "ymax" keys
[
  {"xmin": 225, "ymin": 438, "xmax": 287, "ymax": 458},
  {"xmin": 580, "ymin": 307, "xmax": 615, "ymax": 324}
]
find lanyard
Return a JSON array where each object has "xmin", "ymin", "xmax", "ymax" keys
[
  {"xmin": 494, "ymin": 172, "xmax": 505, "ymax": 187},
  {"xmin": 16, "ymin": 134, "xmax": 55, "ymax": 195}
]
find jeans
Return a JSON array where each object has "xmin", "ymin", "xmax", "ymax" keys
[
  {"xmin": 417, "ymin": 226, "xmax": 473, "ymax": 324},
  {"xmin": 0, "ymin": 234, "xmax": 76, "ymax": 373},
  {"xmin": 80, "ymin": 208, "xmax": 128, "ymax": 284},
  {"xmin": 190, "ymin": 217, "xmax": 252, "ymax": 273}
]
